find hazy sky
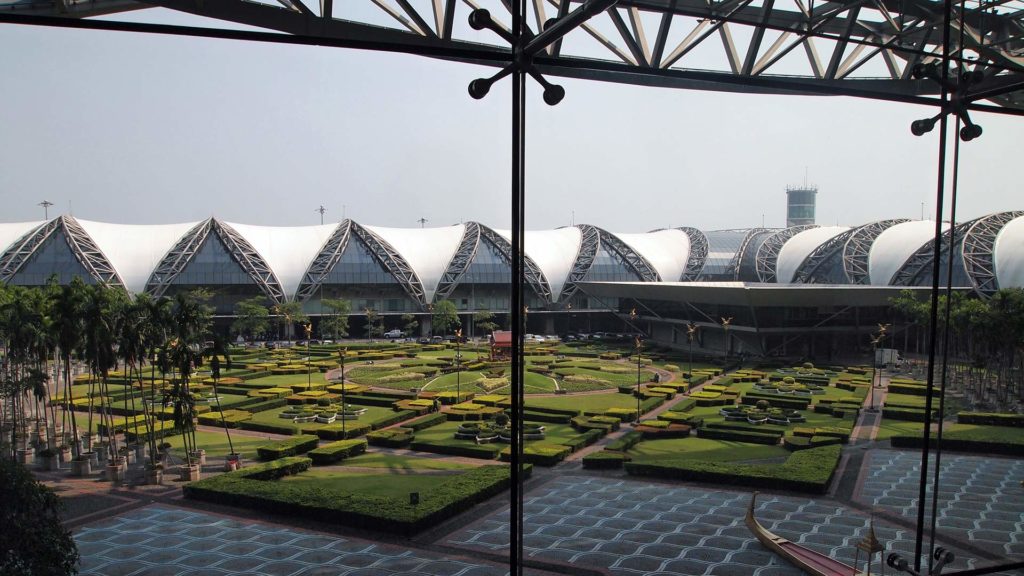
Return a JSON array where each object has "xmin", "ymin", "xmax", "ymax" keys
[{"xmin": 1, "ymin": 5, "xmax": 1020, "ymax": 233}]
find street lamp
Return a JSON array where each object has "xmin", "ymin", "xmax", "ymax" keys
[
  {"xmin": 338, "ymin": 348, "xmax": 347, "ymax": 435},
  {"xmin": 304, "ymin": 323, "xmax": 312, "ymax": 390},
  {"xmin": 455, "ymin": 329, "xmax": 462, "ymax": 402},
  {"xmin": 721, "ymin": 317, "xmax": 733, "ymax": 363},
  {"xmin": 629, "ymin": 309, "xmax": 641, "ymax": 424},
  {"xmin": 687, "ymin": 322, "xmax": 698, "ymax": 384}
]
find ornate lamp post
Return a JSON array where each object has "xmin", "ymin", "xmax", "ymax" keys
[
  {"xmin": 304, "ymin": 323, "xmax": 312, "ymax": 390},
  {"xmin": 687, "ymin": 322, "xmax": 698, "ymax": 384},
  {"xmin": 455, "ymin": 328, "xmax": 462, "ymax": 402},
  {"xmin": 338, "ymin": 348, "xmax": 347, "ymax": 435},
  {"xmin": 721, "ymin": 317, "xmax": 733, "ymax": 363},
  {"xmin": 629, "ymin": 309, "xmax": 641, "ymax": 423}
]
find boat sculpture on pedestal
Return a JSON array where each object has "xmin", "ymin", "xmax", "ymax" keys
[{"xmin": 746, "ymin": 492, "xmax": 879, "ymax": 576}]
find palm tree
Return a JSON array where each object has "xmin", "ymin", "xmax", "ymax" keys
[
  {"xmin": 48, "ymin": 279, "xmax": 87, "ymax": 458},
  {"xmin": 206, "ymin": 334, "xmax": 236, "ymax": 459},
  {"xmin": 81, "ymin": 285, "xmax": 122, "ymax": 463},
  {"xmin": 137, "ymin": 294, "xmax": 172, "ymax": 464},
  {"xmin": 167, "ymin": 290, "xmax": 212, "ymax": 470}
]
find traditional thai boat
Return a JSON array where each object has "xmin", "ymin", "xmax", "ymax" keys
[{"xmin": 746, "ymin": 492, "xmax": 879, "ymax": 576}]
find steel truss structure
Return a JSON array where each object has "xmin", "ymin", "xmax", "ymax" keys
[
  {"xmin": 676, "ymin": 227, "xmax": 707, "ymax": 281},
  {"xmin": 891, "ymin": 219, "xmax": 974, "ymax": 286},
  {"xmin": 755, "ymin": 224, "xmax": 816, "ymax": 282},
  {"xmin": 295, "ymin": 219, "xmax": 353, "ymax": 302},
  {"xmin": 433, "ymin": 221, "xmax": 482, "ymax": 302},
  {"xmin": 477, "ymin": 224, "xmax": 553, "ymax": 303},
  {"xmin": 961, "ymin": 209, "xmax": 1024, "ymax": 295},
  {"xmin": 144, "ymin": 218, "xmax": 287, "ymax": 301},
  {"xmin": 730, "ymin": 227, "xmax": 773, "ymax": 280},
  {"xmin": 560, "ymin": 223, "xmax": 602, "ymax": 302},
  {"xmin": 589, "ymin": 225, "xmax": 661, "ymax": 282},
  {"xmin": 793, "ymin": 218, "xmax": 908, "ymax": 284},
  {"xmin": 4, "ymin": 0, "xmax": 1023, "ymax": 112},
  {"xmin": 0, "ymin": 216, "xmax": 124, "ymax": 288},
  {"xmin": 349, "ymin": 222, "xmax": 428, "ymax": 308}
]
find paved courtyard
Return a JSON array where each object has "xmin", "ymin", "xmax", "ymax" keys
[{"xmin": 64, "ymin": 447, "xmax": 1022, "ymax": 575}]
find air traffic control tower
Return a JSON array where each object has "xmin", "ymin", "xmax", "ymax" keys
[{"xmin": 786, "ymin": 184, "xmax": 818, "ymax": 227}]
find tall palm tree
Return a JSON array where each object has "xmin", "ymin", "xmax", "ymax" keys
[
  {"xmin": 48, "ymin": 279, "xmax": 87, "ymax": 458},
  {"xmin": 81, "ymin": 285, "xmax": 122, "ymax": 462},
  {"xmin": 137, "ymin": 294, "xmax": 173, "ymax": 464},
  {"xmin": 167, "ymin": 290, "xmax": 212, "ymax": 468}
]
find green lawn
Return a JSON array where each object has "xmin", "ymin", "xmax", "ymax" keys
[
  {"xmin": 422, "ymin": 371, "xmax": 483, "ymax": 391},
  {"xmin": 279, "ymin": 469, "xmax": 455, "ymax": 498},
  {"xmin": 245, "ymin": 374, "xmax": 326, "ymax": 387},
  {"xmin": 874, "ymin": 419, "xmax": 925, "ymax": 441},
  {"xmin": 165, "ymin": 430, "xmax": 271, "ymax": 460},
  {"xmin": 343, "ymin": 452, "xmax": 476, "ymax": 471},
  {"xmin": 628, "ymin": 437, "xmax": 790, "ymax": 463}
]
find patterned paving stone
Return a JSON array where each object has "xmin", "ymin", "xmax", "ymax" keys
[{"xmin": 74, "ymin": 505, "xmax": 510, "ymax": 576}]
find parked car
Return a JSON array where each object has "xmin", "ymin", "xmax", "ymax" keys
[
  {"xmin": 418, "ymin": 337, "xmax": 431, "ymax": 344},
  {"xmin": 384, "ymin": 329, "xmax": 403, "ymax": 339},
  {"xmin": 431, "ymin": 336, "xmax": 444, "ymax": 343}
]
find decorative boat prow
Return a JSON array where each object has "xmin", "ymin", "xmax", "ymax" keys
[{"xmin": 746, "ymin": 492, "xmax": 866, "ymax": 576}]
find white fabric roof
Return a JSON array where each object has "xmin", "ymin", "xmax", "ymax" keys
[
  {"xmin": 0, "ymin": 221, "xmax": 45, "ymax": 256},
  {"xmin": 776, "ymin": 226, "xmax": 850, "ymax": 284},
  {"xmin": 363, "ymin": 224, "xmax": 466, "ymax": 303},
  {"xmin": 869, "ymin": 220, "xmax": 947, "ymax": 286},
  {"xmin": 77, "ymin": 219, "xmax": 200, "ymax": 294},
  {"xmin": 226, "ymin": 222, "xmax": 338, "ymax": 298},
  {"xmin": 995, "ymin": 215, "xmax": 1024, "ymax": 289},
  {"xmin": 494, "ymin": 228, "xmax": 582, "ymax": 301},
  {"xmin": 613, "ymin": 229, "xmax": 691, "ymax": 281}
]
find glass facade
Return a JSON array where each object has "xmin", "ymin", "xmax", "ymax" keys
[
  {"xmin": 8, "ymin": 229, "xmax": 99, "ymax": 287},
  {"xmin": 582, "ymin": 245, "xmax": 641, "ymax": 282},
  {"xmin": 701, "ymin": 230, "xmax": 750, "ymax": 279}
]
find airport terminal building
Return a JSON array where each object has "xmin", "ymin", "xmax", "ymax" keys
[{"xmin": 1, "ymin": 212, "xmax": 1022, "ymax": 358}]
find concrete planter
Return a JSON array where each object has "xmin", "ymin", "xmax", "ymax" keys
[
  {"xmin": 59, "ymin": 447, "xmax": 72, "ymax": 464},
  {"xmin": 224, "ymin": 453, "xmax": 242, "ymax": 472},
  {"xmin": 180, "ymin": 464, "xmax": 201, "ymax": 482},
  {"xmin": 39, "ymin": 455, "xmax": 59, "ymax": 471},
  {"xmin": 144, "ymin": 468, "xmax": 163, "ymax": 485},
  {"xmin": 71, "ymin": 457, "xmax": 92, "ymax": 477},
  {"xmin": 189, "ymin": 449, "xmax": 206, "ymax": 466},
  {"xmin": 15, "ymin": 447, "xmax": 34, "ymax": 465}
]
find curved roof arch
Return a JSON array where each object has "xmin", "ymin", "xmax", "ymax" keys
[
  {"xmin": 78, "ymin": 219, "xmax": 199, "ymax": 294},
  {"xmin": 995, "ymin": 215, "xmax": 1024, "ymax": 289},
  {"xmin": 493, "ymin": 227, "xmax": 582, "ymax": 302},
  {"xmin": 587, "ymin": 226, "xmax": 660, "ymax": 283},
  {"xmin": 777, "ymin": 226, "xmax": 850, "ymax": 284},
  {"xmin": 295, "ymin": 220, "xmax": 352, "ymax": 302},
  {"xmin": 961, "ymin": 211, "xmax": 1024, "ymax": 296},
  {"xmin": 613, "ymin": 229, "xmax": 690, "ymax": 283},
  {"xmin": 755, "ymin": 225, "xmax": 817, "ymax": 282},
  {"xmin": 891, "ymin": 220, "xmax": 973, "ymax": 287},
  {"xmin": 226, "ymin": 221, "xmax": 338, "ymax": 300},
  {"xmin": 677, "ymin": 227, "xmax": 708, "ymax": 281},
  {"xmin": 476, "ymin": 225, "xmax": 551, "ymax": 303},
  {"xmin": 433, "ymin": 222, "xmax": 482, "ymax": 303},
  {"xmin": 869, "ymin": 220, "xmax": 947, "ymax": 286},
  {"xmin": 1, "ymin": 216, "xmax": 125, "ymax": 289},
  {"xmin": 0, "ymin": 221, "xmax": 45, "ymax": 256},
  {"xmin": 363, "ymin": 223, "xmax": 466, "ymax": 305},
  {"xmin": 349, "ymin": 222, "xmax": 427, "ymax": 307}
]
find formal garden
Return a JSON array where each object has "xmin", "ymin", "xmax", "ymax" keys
[{"xmin": 1, "ymin": 282, "xmax": 1022, "ymax": 547}]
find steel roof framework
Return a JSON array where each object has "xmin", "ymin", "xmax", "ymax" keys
[
  {"xmin": 0, "ymin": 216, "xmax": 125, "ymax": 289},
  {"xmin": 891, "ymin": 219, "xmax": 974, "ymax": 286},
  {"xmin": 560, "ymin": 223, "xmax": 602, "ymax": 303},
  {"xmin": 755, "ymin": 224, "xmax": 816, "ymax": 282},
  {"xmin": 433, "ymin": 221, "xmax": 482, "ymax": 302},
  {"xmin": 348, "ymin": 221, "xmax": 428, "ymax": 308},
  {"xmin": 793, "ymin": 218, "xmax": 908, "ymax": 284},
  {"xmin": 477, "ymin": 224, "xmax": 553, "ymax": 303},
  {"xmin": 961, "ymin": 209, "xmax": 1024, "ymax": 295},
  {"xmin": 3, "ymin": 0, "xmax": 1023, "ymax": 112},
  {"xmin": 677, "ymin": 226, "xmax": 708, "ymax": 281},
  {"xmin": 295, "ymin": 219, "xmax": 353, "ymax": 302}
]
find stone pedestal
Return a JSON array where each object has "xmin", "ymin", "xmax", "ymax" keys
[
  {"xmin": 180, "ymin": 464, "xmax": 201, "ymax": 482},
  {"xmin": 189, "ymin": 449, "xmax": 207, "ymax": 466},
  {"xmin": 71, "ymin": 457, "xmax": 92, "ymax": 477},
  {"xmin": 224, "ymin": 453, "xmax": 242, "ymax": 472},
  {"xmin": 16, "ymin": 447, "xmax": 34, "ymax": 465}
]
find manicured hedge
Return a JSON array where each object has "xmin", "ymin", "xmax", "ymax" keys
[
  {"xmin": 957, "ymin": 412, "xmax": 1024, "ymax": 427},
  {"xmin": 184, "ymin": 461, "xmax": 530, "ymax": 534},
  {"xmin": 500, "ymin": 443, "xmax": 571, "ymax": 466},
  {"xmin": 241, "ymin": 398, "xmax": 290, "ymax": 414},
  {"xmin": 891, "ymin": 427, "xmax": 1024, "ymax": 456},
  {"xmin": 366, "ymin": 428, "xmax": 414, "ymax": 448},
  {"xmin": 239, "ymin": 420, "xmax": 299, "ymax": 436},
  {"xmin": 582, "ymin": 451, "xmax": 629, "ymax": 469},
  {"xmin": 370, "ymin": 410, "xmax": 417, "ymax": 430},
  {"xmin": 311, "ymin": 423, "xmax": 372, "ymax": 440},
  {"xmin": 308, "ymin": 438, "xmax": 368, "ymax": 465},
  {"xmin": 696, "ymin": 427, "xmax": 781, "ymax": 445},
  {"xmin": 606, "ymin": 431, "xmax": 643, "ymax": 451},
  {"xmin": 888, "ymin": 382, "xmax": 937, "ymax": 396},
  {"xmin": 404, "ymin": 412, "xmax": 447, "ymax": 431},
  {"xmin": 625, "ymin": 445, "xmax": 841, "ymax": 493},
  {"xmin": 522, "ymin": 410, "xmax": 572, "ymax": 424},
  {"xmin": 560, "ymin": 429, "xmax": 605, "ymax": 451},
  {"xmin": 672, "ymin": 398, "xmax": 696, "ymax": 412},
  {"xmin": 522, "ymin": 405, "xmax": 580, "ymax": 417},
  {"xmin": 740, "ymin": 394, "xmax": 810, "ymax": 410},
  {"xmin": 409, "ymin": 441, "xmax": 502, "ymax": 460},
  {"xmin": 658, "ymin": 411, "xmax": 704, "ymax": 427},
  {"xmin": 883, "ymin": 407, "xmax": 936, "ymax": 422},
  {"xmin": 346, "ymin": 396, "xmax": 400, "ymax": 408},
  {"xmin": 257, "ymin": 435, "xmax": 320, "ymax": 460}
]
